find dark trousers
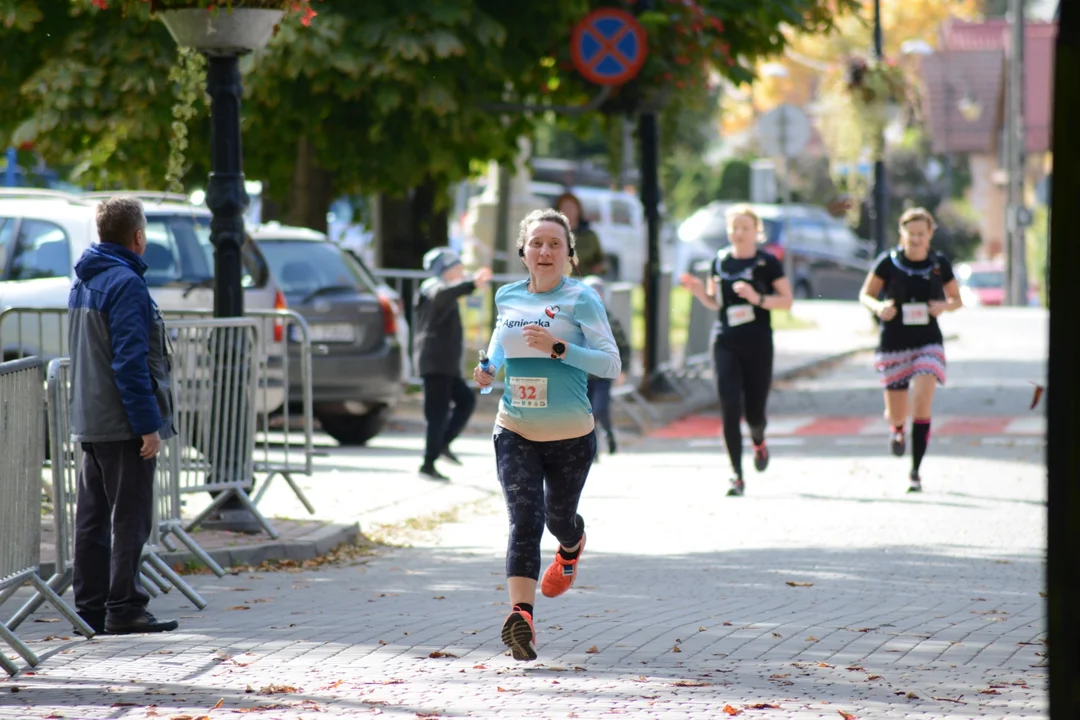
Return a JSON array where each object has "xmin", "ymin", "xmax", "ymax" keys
[
  {"xmin": 73, "ymin": 439, "xmax": 155, "ymax": 622},
  {"xmin": 423, "ymin": 373, "xmax": 477, "ymax": 465},
  {"xmin": 713, "ymin": 334, "xmax": 774, "ymax": 478},
  {"xmin": 586, "ymin": 378, "xmax": 613, "ymax": 438},
  {"xmin": 493, "ymin": 427, "xmax": 595, "ymax": 580}
]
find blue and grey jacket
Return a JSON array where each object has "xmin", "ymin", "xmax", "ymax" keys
[{"xmin": 67, "ymin": 243, "xmax": 176, "ymax": 443}]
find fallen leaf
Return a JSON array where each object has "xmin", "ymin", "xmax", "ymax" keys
[
  {"xmin": 722, "ymin": 621, "xmax": 733, "ymax": 626},
  {"xmin": 433, "ymin": 596, "xmax": 446, "ymax": 600},
  {"xmin": 226, "ymin": 606, "xmax": 250, "ymax": 611},
  {"xmin": 212, "ymin": 699, "xmax": 224, "ymax": 709},
  {"xmin": 816, "ymin": 662, "xmax": 835, "ymax": 668},
  {"xmin": 585, "ymin": 645, "xmax": 600, "ymax": 654},
  {"xmin": 112, "ymin": 702, "xmax": 141, "ymax": 707},
  {"xmin": 416, "ymin": 712, "xmax": 441, "ymax": 718},
  {"xmin": 473, "ymin": 664, "xmax": 487, "ymax": 669},
  {"xmin": 980, "ymin": 689, "xmax": 1001, "ymax": 695},
  {"xmin": 257, "ymin": 684, "xmax": 298, "ymax": 695},
  {"xmin": 771, "ymin": 633, "xmax": 782, "ymax": 639},
  {"xmin": 867, "ymin": 675, "xmax": 883, "ymax": 681},
  {"xmin": 786, "ymin": 581, "xmax": 814, "ymax": 587},
  {"xmin": 747, "ymin": 704, "xmax": 781, "ymax": 710},
  {"xmin": 427, "ymin": 651, "xmax": 457, "ymax": 658},
  {"xmin": 722, "ymin": 705, "xmax": 743, "ymax": 716},
  {"xmin": 670, "ymin": 680, "xmax": 712, "ymax": 687},
  {"xmin": 672, "ymin": 644, "xmax": 682, "ymax": 653},
  {"xmin": 838, "ymin": 712, "xmax": 857, "ymax": 720},
  {"xmin": 170, "ymin": 716, "xmax": 194, "ymax": 720},
  {"xmin": 806, "ymin": 636, "xmax": 819, "ymax": 642},
  {"xmin": 1039, "ymin": 591, "xmax": 1047, "ymax": 598},
  {"xmin": 33, "ymin": 618, "xmax": 60, "ymax": 623},
  {"xmin": 905, "ymin": 692, "xmax": 919, "ymax": 699},
  {"xmin": 698, "ymin": 626, "xmax": 708, "ymax": 632}
]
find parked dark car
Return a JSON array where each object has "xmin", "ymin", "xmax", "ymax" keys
[
  {"xmin": 673, "ymin": 202, "xmax": 875, "ymax": 300},
  {"xmin": 250, "ymin": 223, "xmax": 403, "ymax": 446}
]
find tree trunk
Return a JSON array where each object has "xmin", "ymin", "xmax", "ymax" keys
[
  {"xmin": 376, "ymin": 175, "xmax": 449, "ymax": 270},
  {"xmin": 284, "ymin": 135, "xmax": 333, "ymax": 233}
]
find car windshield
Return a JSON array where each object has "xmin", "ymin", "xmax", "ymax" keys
[
  {"xmin": 259, "ymin": 240, "xmax": 374, "ymax": 300},
  {"xmin": 142, "ymin": 214, "xmax": 260, "ymax": 289},
  {"xmin": 964, "ymin": 270, "xmax": 1005, "ymax": 289}
]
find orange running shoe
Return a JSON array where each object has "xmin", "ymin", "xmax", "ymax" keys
[
  {"xmin": 540, "ymin": 533, "xmax": 586, "ymax": 599},
  {"xmin": 501, "ymin": 606, "xmax": 536, "ymax": 661}
]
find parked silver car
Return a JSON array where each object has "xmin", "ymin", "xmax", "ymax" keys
[{"xmin": 249, "ymin": 223, "xmax": 404, "ymax": 445}]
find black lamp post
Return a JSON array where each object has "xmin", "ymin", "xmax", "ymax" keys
[
  {"xmin": 159, "ymin": 6, "xmax": 283, "ymax": 533},
  {"xmin": 871, "ymin": 0, "xmax": 888, "ymax": 255}
]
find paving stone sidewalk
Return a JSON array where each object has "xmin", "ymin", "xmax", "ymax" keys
[{"xmin": 4, "ymin": 442, "xmax": 1046, "ymax": 719}]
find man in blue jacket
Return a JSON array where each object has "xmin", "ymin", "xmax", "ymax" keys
[{"xmin": 68, "ymin": 196, "xmax": 178, "ymax": 635}]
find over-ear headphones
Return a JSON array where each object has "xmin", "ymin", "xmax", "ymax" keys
[{"xmin": 518, "ymin": 246, "xmax": 575, "ymax": 257}]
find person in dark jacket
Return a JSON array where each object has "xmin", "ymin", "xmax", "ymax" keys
[
  {"xmin": 414, "ymin": 247, "xmax": 492, "ymax": 481},
  {"xmin": 68, "ymin": 196, "xmax": 178, "ymax": 635},
  {"xmin": 581, "ymin": 275, "xmax": 631, "ymax": 459},
  {"xmin": 556, "ymin": 192, "xmax": 606, "ymax": 276}
]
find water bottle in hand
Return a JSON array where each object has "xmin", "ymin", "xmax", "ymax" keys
[{"xmin": 479, "ymin": 350, "xmax": 494, "ymax": 395}]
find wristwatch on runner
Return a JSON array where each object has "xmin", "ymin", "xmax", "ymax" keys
[{"xmin": 551, "ymin": 341, "xmax": 566, "ymax": 359}]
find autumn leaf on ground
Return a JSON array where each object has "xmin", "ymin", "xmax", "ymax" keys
[
  {"xmin": 226, "ymin": 606, "xmax": 250, "ymax": 611},
  {"xmin": 416, "ymin": 712, "xmax": 442, "ymax": 718},
  {"xmin": 428, "ymin": 651, "xmax": 457, "ymax": 658},
  {"xmin": 980, "ymin": 688, "xmax": 1001, "ymax": 695},
  {"xmin": 1030, "ymin": 382, "xmax": 1044, "ymax": 410},
  {"xmin": 786, "ymin": 581, "xmax": 814, "ymax": 587},
  {"xmin": 723, "ymin": 621, "xmax": 733, "ymax": 626},
  {"xmin": 806, "ymin": 636, "xmax": 819, "ymax": 642},
  {"xmin": 670, "ymin": 680, "xmax": 712, "ymax": 687},
  {"xmin": 722, "ymin": 704, "xmax": 743, "ymax": 716},
  {"xmin": 816, "ymin": 662, "xmax": 835, "ymax": 668},
  {"xmin": 672, "ymin": 644, "xmax": 682, "ymax": 653},
  {"xmin": 585, "ymin": 645, "xmax": 600, "ymax": 654},
  {"xmin": 112, "ymin": 702, "xmax": 141, "ymax": 707},
  {"xmin": 867, "ymin": 675, "xmax": 883, "ymax": 681},
  {"xmin": 747, "ymin": 703, "xmax": 781, "ymax": 709},
  {"xmin": 433, "ymin": 596, "xmax": 446, "ymax": 600},
  {"xmin": 212, "ymin": 699, "xmax": 224, "ymax": 709},
  {"xmin": 258, "ymin": 684, "xmax": 298, "ymax": 695},
  {"xmin": 838, "ymin": 711, "xmax": 858, "ymax": 720},
  {"xmin": 771, "ymin": 633, "xmax": 782, "ymax": 639}
]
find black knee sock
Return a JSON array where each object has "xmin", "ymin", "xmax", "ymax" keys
[
  {"xmin": 912, "ymin": 419, "xmax": 931, "ymax": 473},
  {"xmin": 514, "ymin": 602, "xmax": 534, "ymax": 616}
]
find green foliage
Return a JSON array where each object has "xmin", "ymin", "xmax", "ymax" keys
[
  {"xmin": 1026, "ymin": 203, "xmax": 1049, "ymax": 306},
  {"xmin": 164, "ymin": 47, "xmax": 205, "ymax": 193},
  {"xmin": 716, "ymin": 160, "xmax": 751, "ymax": 201}
]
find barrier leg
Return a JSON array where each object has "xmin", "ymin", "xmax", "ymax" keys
[
  {"xmin": 140, "ymin": 574, "xmax": 160, "ymax": 598},
  {"xmin": 29, "ymin": 575, "xmax": 94, "ymax": 639},
  {"xmin": 0, "ymin": 650, "xmax": 19, "ymax": 677},
  {"xmin": 6, "ymin": 570, "xmax": 70, "ymax": 631},
  {"xmin": 0, "ymin": 622, "xmax": 40, "ymax": 668},
  {"xmin": 166, "ymin": 524, "xmax": 226, "ymax": 577},
  {"xmin": 159, "ymin": 531, "xmax": 180, "ymax": 553},
  {"xmin": 143, "ymin": 553, "xmax": 207, "ymax": 610},
  {"xmin": 140, "ymin": 563, "xmax": 171, "ymax": 594}
]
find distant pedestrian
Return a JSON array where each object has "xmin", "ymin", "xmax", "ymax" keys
[
  {"xmin": 680, "ymin": 204, "xmax": 793, "ymax": 497},
  {"xmin": 556, "ymin": 191, "xmax": 606, "ymax": 276},
  {"xmin": 414, "ymin": 247, "xmax": 492, "ymax": 481},
  {"xmin": 68, "ymin": 196, "xmax": 178, "ymax": 635},
  {"xmin": 580, "ymin": 275, "xmax": 631, "ymax": 459},
  {"xmin": 858, "ymin": 207, "xmax": 962, "ymax": 492},
  {"xmin": 473, "ymin": 208, "xmax": 621, "ymax": 661}
]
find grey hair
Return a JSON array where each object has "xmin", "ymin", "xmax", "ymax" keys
[{"xmin": 96, "ymin": 196, "xmax": 146, "ymax": 247}]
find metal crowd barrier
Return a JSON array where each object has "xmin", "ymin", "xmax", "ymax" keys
[
  {"xmin": 0, "ymin": 357, "xmax": 93, "ymax": 676},
  {"xmin": 0, "ymin": 306, "xmax": 316, "ymax": 516},
  {"xmin": 5, "ymin": 357, "xmax": 223, "ymax": 632}
]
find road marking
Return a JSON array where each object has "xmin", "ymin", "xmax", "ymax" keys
[{"xmin": 652, "ymin": 414, "xmax": 1046, "ymax": 440}]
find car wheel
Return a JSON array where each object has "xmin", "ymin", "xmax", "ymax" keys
[
  {"xmin": 319, "ymin": 406, "xmax": 392, "ymax": 446},
  {"xmin": 794, "ymin": 280, "xmax": 813, "ymax": 300}
]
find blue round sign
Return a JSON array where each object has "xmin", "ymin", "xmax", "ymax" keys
[{"xmin": 570, "ymin": 8, "xmax": 648, "ymax": 87}]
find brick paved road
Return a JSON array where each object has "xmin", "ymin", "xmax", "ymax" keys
[{"xmin": 2, "ymin": 440, "xmax": 1046, "ymax": 719}]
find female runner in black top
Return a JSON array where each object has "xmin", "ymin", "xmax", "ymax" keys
[
  {"xmin": 681, "ymin": 205, "xmax": 793, "ymax": 497},
  {"xmin": 858, "ymin": 207, "xmax": 963, "ymax": 492}
]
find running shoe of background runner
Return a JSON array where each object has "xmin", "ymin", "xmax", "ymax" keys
[
  {"xmin": 727, "ymin": 477, "xmax": 745, "ymax": 497},
  {"xmin": 753, "ymin": 441, "xmax": 769, "ymax": 471},
  {"xmin": 501, "ymin": 606, "xmax": 537, "ymax": 661},
  {"xmin": 890, "ymin": 427, "xmax": 906, "ymax": 457},
  {"xmin": 908, "ymin": 472, "xmax": 922, "ymax": 493}
]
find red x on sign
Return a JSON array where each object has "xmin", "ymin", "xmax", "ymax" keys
[{"xmin": 570, "ymin": 8, "xmax": 648, "ymax": 86}]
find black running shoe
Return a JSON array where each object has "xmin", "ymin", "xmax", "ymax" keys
[
  {"xmin": 907, "ymin": 472, "xmax": 922, "ymax": 493},
  {"xmin": 890, "ymin": 429, "xmax": 906, "ymax": 457},
  {"xmin": 727, "ymin": 477, "xmax": 745, "ymax": 497},
  {"xmin": 419, "ymin": 463, "xmax": 450, "ymax": 482},
  {"xmin": 752, "ymin": 441, "xmax": 769, "ymax": 472}
]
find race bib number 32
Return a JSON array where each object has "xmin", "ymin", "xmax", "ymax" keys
[
  {"xmin": 510, "ymin": 376, "xmax": 548, "ymax": 408},
  {"xmin": 902, "ymin": 302, "xmax": 930, "ymax": 326}
]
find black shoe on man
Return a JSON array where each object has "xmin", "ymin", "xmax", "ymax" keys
[
  {"xmin": 104, "ymin": 612, "xmax": 179, "ymax": 635},
  {"xmin": 419, "ymin": 462, "xmax": 450, "ymax": 482},
  {"xmin": 440, "ymin": 448, "xmax": 463, "ymax": 465}
]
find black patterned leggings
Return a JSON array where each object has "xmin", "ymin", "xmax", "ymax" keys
[{"xmin": 493, "ymin": 426, "xmax": 596, "ymax": 580}]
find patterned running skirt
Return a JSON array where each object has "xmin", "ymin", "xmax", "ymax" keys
[{"xmin": 874, "ymin": 344, "xmax": 947, "ymax": 390}]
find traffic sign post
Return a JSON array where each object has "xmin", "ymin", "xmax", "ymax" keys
[{"xmin": 570, "ymin": 8, "xmax": 648, "ymax": 87}]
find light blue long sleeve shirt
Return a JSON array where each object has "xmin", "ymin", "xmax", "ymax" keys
[{"xmin": 485, "ymin": 277, "xmax": 621, "ymax": 441}]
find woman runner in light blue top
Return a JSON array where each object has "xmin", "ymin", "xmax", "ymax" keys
[{"xmin": 473, "ymin": 208, "xmax": 621, "ymax": 661}]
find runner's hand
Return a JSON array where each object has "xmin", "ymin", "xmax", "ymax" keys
[
  {"xmin": 732, "ymin": 281, "xmax": 759, "ymax": 304},
  {"xmin": 473, "ymin": 363, "xmax": 494, "ymax": 387},
  {"xmin": 472, "ymin": 267, "xmax": 492, "ymax": 289},
  {"xmin": 522, "ymin": 325, "xmax": 558, "ymax": 354},
  {"xmin": 140, "ymin": 432, "xmax": 161, "ymax": 459},
  {"xmin": 679, "ymin": 273, "xmax": 704, "ymax": 293},
  {"xmin": 928, "ymin": 300, "xmax": 947, "ymax": 317},
  {"xmin": 877, "ymin": 299, "xmax": 897, "ymax": 321}
]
